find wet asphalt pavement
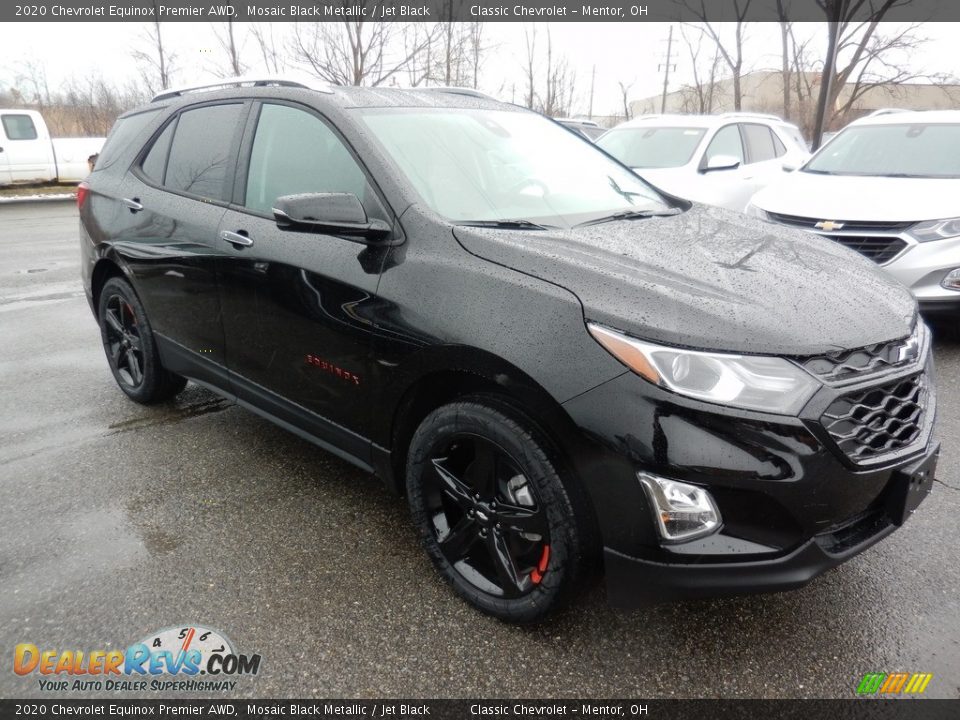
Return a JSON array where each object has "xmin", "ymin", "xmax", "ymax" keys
[{"xmin": 1, "ymin": 201, "xmax": 958, "ymax": 700}]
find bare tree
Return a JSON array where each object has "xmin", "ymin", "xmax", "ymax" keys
[
  {"xmin": 677, "ymin": 24, "xmax": 722, "ymax": 113},
  {"xmin": 776, "ymin": 0, "xmax": 792, "ymax": 119},
  {"xmin": 13, "ymin": 58, "xmax": 52, "ymax": 108},
  {"xmin": 618, "ymin": 80, "xmax": 635, "ymax": 120},
  {"xmin": 520, "ymin": 25, "xmax": 577, "ymax": 117},
  {"xmin": 810, "ymin": 0, "xmax": 924, "ymax": 145},
  {"xmin": 212, "ymin": 18, "xmax": 246, "ymax": 77},
  {"xmin": 290, "ymin": 17, "xmax": 436, "ymax": 87},
  {"xmin": 679, "ymin": 0, "xmax": 752, "ymax": 111},
  {"xmin": 131, "ymin": 19, "xmax": 176, "ymax": 94},
  {"xmin": 250, "ymin": 23, "xmax": 287, "ymax": 74}
]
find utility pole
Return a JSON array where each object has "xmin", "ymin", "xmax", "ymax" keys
[
  {"xmin": 659, "ymin": 25, "xmax": 676, "ymax": 114},
  {"xmin": 589, "ymin": 65, "xmax": 596, "ymax": 120}
]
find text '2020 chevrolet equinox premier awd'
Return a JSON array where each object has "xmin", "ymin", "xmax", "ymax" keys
[{"xmin": 79, "ymin": 77, "xmax": 939, "ymax": 623}]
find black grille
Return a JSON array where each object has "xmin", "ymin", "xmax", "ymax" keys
[
  {"xmin": 766, "ymin": 211, "xmax": 915, "ymax": 233},
  {"xmin": 798, "ymin": 335, "xmax": 912, "ymax": 382},
  {"xmin": 815, "ymin": 234, "xmax": 907, "ymax": 264},
  {"xmin": 820, "ymin": 373, "xmax": 928, "ymax": 463}
]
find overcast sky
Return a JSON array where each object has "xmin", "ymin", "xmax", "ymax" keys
[{"xmin": 2, "ymin": 21, "xmax": 959, "ymax": 116}]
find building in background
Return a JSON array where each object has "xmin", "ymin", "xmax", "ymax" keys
[{"xmin": 630, "ymin": 70, "xmax": 960, "ymax": 137}]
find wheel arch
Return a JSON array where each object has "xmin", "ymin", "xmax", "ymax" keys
[
  {"xmin": 90, "ymin": 256, "xmax": 131, "ymax": 314},
  {"xmin": 382, "ymin": 346, "xmax": 588, "ymax": 499}
]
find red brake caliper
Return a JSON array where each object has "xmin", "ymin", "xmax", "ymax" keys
[{"xmin": 530, "ymin": 545, "xmax": 550, "ymax": 585}]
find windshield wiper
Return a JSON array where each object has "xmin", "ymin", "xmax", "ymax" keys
[
  {"xmin": 576, "ymin": 208, "xmax": 681, "ymax": 228},
  {"xmin": 802, "ymin": 168, "xmax": 837, "ymax": 175},
  {"xmin": 456, "ymin": 219, "xmax": 552, "ymax": 230}
]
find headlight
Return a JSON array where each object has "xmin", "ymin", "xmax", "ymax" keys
[
  {"xmin": 909, "ymin": 217, "xmax": 960, "ymax": 242},
  {"xmin": 588, "ymin": 323, "xmax": 820, "ymax": 415}
]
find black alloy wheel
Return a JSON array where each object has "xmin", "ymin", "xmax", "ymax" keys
[
  {"xmin": 407, "ymin": 399, "xmax": 592, "ymax": 623},
  {"xmin": 426, "ymin": 433, "xmax": 551, "ymax": 599},
  {"xmin": 97, "ymin": 276, "xmax": 186, "ymax": 404},
  {"xmin": 103, "ymin": 293, "xmax": 144, "ymax": 389}
]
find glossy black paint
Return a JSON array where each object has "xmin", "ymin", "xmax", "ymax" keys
[{"xmin": 79, "ymin": 85, "xmax": 939, "ymax": 606}]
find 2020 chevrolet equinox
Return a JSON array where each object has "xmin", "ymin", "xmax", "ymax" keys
[{"xmin": 79, "ymin": 77, "xmax": 939, "ymax": 623}]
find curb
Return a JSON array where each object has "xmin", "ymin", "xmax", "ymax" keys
[{"xmin": 0, "ymin": 193, "xmax": 76, "ymax": 205}]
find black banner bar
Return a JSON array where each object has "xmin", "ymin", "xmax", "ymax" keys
[
  {"xmin": 1, "ymin": 0, "xmax": 951, "ymax": 23},
  {"xmin": 2, "ymin": 700, "xmax": 960, "ymax": 720}
]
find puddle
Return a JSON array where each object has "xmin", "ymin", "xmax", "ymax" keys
[{"xmin": 108, "ymin": 397, "xmax": 232, "ymax": 433}]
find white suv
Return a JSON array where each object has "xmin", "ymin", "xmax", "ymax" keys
[
  {"xmin": 748, "ymin": 110, "xmax": 960, "ymax": 328},
  {"xmin": 596, "ymin": 113, "xmax": 809, "ymax": 212}
]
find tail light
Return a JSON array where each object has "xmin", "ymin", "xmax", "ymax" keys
[{"xmin": 76, "ymin": 182, "xmax": 90, "ymax": 210}]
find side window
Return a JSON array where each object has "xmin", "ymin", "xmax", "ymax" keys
[
  {"xmin": 742, "ymin": 124, "xmax": 778, "ymax": 164},
  {"xmin": 772, "ymin": 132, "xmax": 787, "ymax": 157},
  {"xmin": 164, "ymin": 103, "xmax": 244, "ymax": 202},
  {"xmin": 2, "ymin": 114, "xmax": 38, "ymax": 141},
  {"xmin": 703, "ymin": 124, "xmax": 744, "ymax": 166},
  {"xmin": 244, "ymin": 103, "xmax": 370, "ymax": 215},
  {"xmin": 96, "ymin": 109, "xmax": 161, "ymax": 169},
  {"xmin": 141, "ymin": 119, "xmax": 176, "ymax": 184}
]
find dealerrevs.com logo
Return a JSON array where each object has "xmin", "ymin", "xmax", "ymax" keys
[{"xmin": 13, "ymin": 625, "xmax": 262, "ymax": 692}]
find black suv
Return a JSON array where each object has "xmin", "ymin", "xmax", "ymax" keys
[{"xmin": 80, "ymin": 78, "xmax": 939, "ymax": 623}]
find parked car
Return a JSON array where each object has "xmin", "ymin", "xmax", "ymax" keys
[
  {"xmin": 596, "ymin": 112, "xmax": 809, "ymax": 211},
  {"xmin": 748, "ymin": 109, "xmax": 960, "ymax": 331},
  {"xmin": 79, "ymin": 77, "xmax": 938, "ymax": 623},
  {"xmin": 556, "ymin": 117, "xmax": 606, "ymax": 141},
  {"xmin": 0, "ymin": 109, "xmax": 104, "ymax": 186}
]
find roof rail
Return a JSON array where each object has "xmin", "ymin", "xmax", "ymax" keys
[
  {"xmin": 867, "ymin": 108, "xmax": 910, "ymax": 117},
  {"xmin": 718, "ymin": 111, "xmax": 783, "ymax": 121},
  {"xmin": 418, "ymin": 86, "xmax": 498, "ymax": 101},
  {"xmin": 152, "ymin": 75, "xmax": 333, "ymax": 102}
]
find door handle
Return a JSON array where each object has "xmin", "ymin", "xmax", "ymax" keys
[
  {"xmin": 122, "ymin": 197, "xmax": 143, "ymax": 213},
  {"xmin": 220, "ymin": 230, "xmax": 253, "ymax": 247}
]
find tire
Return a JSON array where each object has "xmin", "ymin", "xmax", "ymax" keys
[
  {"xmin": 406, "ymin": 398, "xmax": 592, "ymax": 623},
  {"xmin": 97, "ymin": 276, "xmax": 187, "ymax": 404}
]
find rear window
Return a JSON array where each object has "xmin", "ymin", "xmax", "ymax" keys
[
  {"xmin": 2, "ymin": 114, "xmax": 38, "ymax": 141},
  {"xmin": 163, "ymin": 104, "xmax": 244, "ymax": 202},
  {"xmin": 96, "ymin": 109, "xmax": 162, "ymax": 170},
  {"xmin": 597, "ymin": 126, "xmax": 706, "ymax": 168}
]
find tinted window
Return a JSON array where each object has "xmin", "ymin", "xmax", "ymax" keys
[
  {"xmin": 772, "ymin": 132, "xmax": 787, "ymax": 157},
  {"xmin": 165, "ymin": 104, "xmax": 243, "ymax": 201},
  {"xmin": 742, "ymin": 124, "xmax": 778, "ymax": 164},
  {"xmin": 245, "ymin": 103, "xmax": 369, "ymax": 215},
  {"xmin": 597, "ymin": 127, "xmax": 706, "ymax": 168},
  {"xmin": 96, "ymin": 109, "xmax": 160, "ymax": 169},
  {"xmin": 2, "ymin": 114, "xmax": 38, "ymax": 140},
  {"xmin": 704, "ymin": 124, "xmax": 744, "ymax": 165},
  {"xmin": 141, "ymin": 120, "xmax": 176, "ymax": 184}
]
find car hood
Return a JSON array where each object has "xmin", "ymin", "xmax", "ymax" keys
[
  {"xmin": 453, "ymin": 205, "xmax": 915, "ymax": 356},
  {"xmin": 752, "ymin": 171, "xmax": 960, "ymax": 221}
]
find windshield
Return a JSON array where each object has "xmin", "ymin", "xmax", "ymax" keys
[
  {"xmin": 804, "ymin": 123, "xmax": 960, "ymax": 178},
  {"xmin": 359, "ymin": 108, "xmax": 671, "ymax": 227},
  {"xmin": 596, "ymin": 126, "xmax": 706, "ymax": 169}
]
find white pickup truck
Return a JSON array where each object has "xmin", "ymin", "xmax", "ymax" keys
[{"xmin": 0, "ymin": 109, "xmax": 105, "ymax": 186}]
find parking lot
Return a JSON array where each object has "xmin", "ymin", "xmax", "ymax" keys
[{"xmin": 1, "ymin": 200, "xmax": 958, "ymax": 699}]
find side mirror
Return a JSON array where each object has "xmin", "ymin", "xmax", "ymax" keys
[
  {"xmin": 781, "ymin": 160, "xmax": 799, "ymax": 172},
  {"xmin": 703, "ymin": 154, "xmax": 741, "ymax": 173},
  {"xmin": 273, "ymin": 193, "xmax": 391, "ymax": 242}
]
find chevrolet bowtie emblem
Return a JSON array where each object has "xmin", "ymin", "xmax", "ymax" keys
[{"xmin": 814, "ymin": 220, "xmax": 845, "ymax": 231}]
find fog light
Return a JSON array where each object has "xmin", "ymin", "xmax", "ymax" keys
[
  {"xmin": 637, "ymin": 472, "xmax": 721, "ymax": 543},
  {"xmin": 942, "ymin": 269, "xmax": 960, "ymax": 291}
]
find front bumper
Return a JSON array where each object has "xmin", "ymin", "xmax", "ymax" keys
[
  {"xmin": 561, "ymin": 336, "xmax": 939, "ymax": 608},
  {"xmin": 603, "ymin": 442, "xmax": 937, "ymax": 606}
]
